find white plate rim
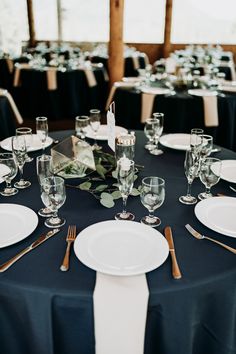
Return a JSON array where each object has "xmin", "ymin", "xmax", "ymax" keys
[
  {"xmin": 74, "ymin": 220, "xmax": 169, "ymax": 276},
  {"xmin": 160, "ymin": 133, "xmax": 190, "ymax": 150},
  {"xmin": 194, "ymin": 197, "xmax": 236, "ymax": 238},
  {"xmin": 140, "ymin": 87, "xmax": 171, "ymax": 95},
  {"xmin": 0, "ymin": 204, "xmax": 38, "ymax": 247},
  {"xmin": 0, "ymin": 135, "xmax": 53, "ymax": 152},
  {"xmin": 214, "ymin": 159, "xmax": 236, "ymax": 183},
  {"xmin": 188, "ymin": 89, "xmax": 218, "ymax": 96},
  {"xmin": 85, "ymin": 124, "xmax": 128, "ymax": 141}
]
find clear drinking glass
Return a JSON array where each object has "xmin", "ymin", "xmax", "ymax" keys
[
  {"xmin": 150, "ymin": 112, "xmax": 164, "ymax": 155},
  {"xmin": 36, "ymin": 116, "xmax": 48, "ymax": 154},
  {"xmin": 140, "ymin": 176, "xmax": 165, "ymax": 227},
  {"xmin": 89, "ymin": 109, "xmax": 101, "ymax": 150},
  {"xmin": 12, "ymin": 136, "xmax": 31, "ymax": 189},
  {"xmin": 198, "ymin": 157, "xmax": 222, "ymax": 200},
  {"xmin": 41, "ymin": 176, "xmax": 66, "ymax": 228},
  {"xmin": 179, "ymin": 150, "xmax": 199, "ymax": 205},
  {"xmin": 75, "ymin": 115, "xmax": 90, "ymax": 139},
  {"xmin": 144, "ymin": 118, "xmax": 158, "ymax": 150},
  {"xmin": 36, "ymin": 154, "xmax": 54, "ymax": 217},
  {"xmin": 199, "ymin": 134, "xmax": 213, "ymax": 161},
  {"xmin": 16, "ymin": 127, "xmax": 33, "ymax": 162},
  {"xmin": 0, "ymin": 153, "xmax": 18, "ymax": 196},
  {"xmin": 190, "ymin": 128, "xmax": 204, "ymax": 155},
  {"xmin": 115, "ymin": 158, "xmax": 135, "ymax": 221}
]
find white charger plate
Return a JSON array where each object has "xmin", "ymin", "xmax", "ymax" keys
[
  {"xmin": 160, "ymin": 133, "xmax": 190, "ymax": 150},
  {"xmin": 195, "ymin": 197, "xmax": 236, "ymax": 238},
  {"xmin": 85, "ymin": 124, "xmax": 127, "ymax": 141},
  {"xmin": 188, "ymin": 89, "xmax": 218, "ymax": 96},
  {"xmin": 0, "ymin": 204, "xmax": 38, "ymax": 247},
  {"xmin": 0, "ymin": 134, "xmax": 53, "ymax": 152},
  {"xmin": 212, "ymin": 159, "xmax": 236, "ymax": 183},
  {"xmin": 74, "ymin": 220, "xmax": 169, "ymax": 276}
]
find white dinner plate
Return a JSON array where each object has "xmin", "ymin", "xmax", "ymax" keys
[
  {"xmin": 0, "ymin": 204, "xmax": 38, "ymax": 247},
  {"xmin": 188, "ymin": 89, "xmax": 218, "ymax": 96},
  {"xmin": 0, "ymin": 134, "xmax": 53, "ymax": 152},
  {"xmin": 74, "ymin": 220, "xmax": 169, "ymax": 276},
  {"xmin": 85, "ymin": 124, "xmax": 128, "ymax": 141},
  {"xmin": 141, "ymin": 87, "xmax": 170, "ymax": 95},
  {"xmin": 160, "ymin": 133, "xmax": 190, "ymax": 150},
  {"xmin": 212, "ymin": 159, "xmax": 236, "ymax": 183},
  {"xmin": 195, "ymin": 197, "xmax": 236, "ymax": 238}
]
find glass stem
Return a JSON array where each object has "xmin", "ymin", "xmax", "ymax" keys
[
  {"xmin": 206, "ymin": 186, "xmax": 211, "ymax": 195},
  {"xmin": 19, "ymin": 165, "xmax": 24, "ymax": 181},
  {"xmin": 186, "ymin": 181, "xmax": 192, "ymax": 197},
  {"xmin": 122, "ymin": 196, "xmax": 128, "ymax": 214}
]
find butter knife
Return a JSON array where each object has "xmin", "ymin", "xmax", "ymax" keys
[
  {"xmin": 164, "ymin": 226, "xmax": 182, "ymax": 279},
  {"xmin": 0, "ymin": 228, "xmax": 60, "ymax": 272}
]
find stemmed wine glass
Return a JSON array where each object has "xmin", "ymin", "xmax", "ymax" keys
[
  {"xmin": 179, "ymin": 149, "xmax": 199, "ymax": 205},
  {"xmin": 199, "ymin": 134, "xmax": 213, "ymax": 161},
  {"xmin": 36, "ymin": 116, "xmax": 48, "ymax": 154},
  {"xmin": 75, "ymin": 115, "xmax": 90, "ymax": 139},
  {"xmin": 198, "ymin": 157, "xmax": 222, "ymax": 200},
  {"xmin": 115, "ymin": 158, "xmax": 135, "ymax": 221},
  {"xmin": 12, "ymin": 135, "xmax": 31, "ymax": 189},
  {"xmin": 150, "ymin": 112, "xmax": 164, "ymax": 155},
  {"xmin": 140, "ymin": 176, "xmax": 165, "ymax": 227},
  {"xmin": 36, "ymin": 154, "xmax": 54, "ymax": 217},
  {"xmin": 190, "ymin": 128, "xmax": 204, "ymax": 155},
  {"xmin": 16, "ymin": 127, "xmax": 33, "ymax": 162},
  {"xmin": 41, "ymin": 176, "xmax": 66, "ymax": 228},
  {"xmin": 144, "ymin": 118, "xmax": 158, "ymax": 150},
  {"xmin": 0, "ymin": 153, "xmax": 18, "ymax": 196},
  {"xmin": 89, "ymin": 109, "xmax": 101, "ymax": 150}
]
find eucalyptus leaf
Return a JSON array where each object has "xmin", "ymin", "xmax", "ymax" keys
[
  {"xmin": 111, "ymin": 190, "xmax": 121, "ymax": 199},
  {"xmin": 100, "ymin": 198, "xmax": 115, "ymax": 208},
  {"xmin": 96, "ymin": 164, "xmax": 107, "ymax": 179},
  {"xmin": 112, "ymin": 183, "xmax": 119, "ymax": 187},
  {"xmin": 101, "ymin": 192, "xmax": 114, "ymax": 202},
  {"xmin": 130, "ymin": 188, "xmax": 140, "ymax": 196},
  {"xmin": 134, "ymin": 175, "xmax": 138, "ymax": 181},
  {"xmin": 79, "ymin": 181, "xmax": 92, "ymax": 190},
  {"xmin": 95, "ymin": 184, "xmax": 108, "ymax": 192},
  {"xmin": 112, "ymin": 170, "xmax": 118, "ymax": 179}
]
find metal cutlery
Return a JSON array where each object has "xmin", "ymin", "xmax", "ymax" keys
[
  {"xmin": 60, "ymin": 225, "xmax": 77, "ymax": 271},
  {"xmin": 229, "ymin": 185, "xmax": 236, "ymax": 193},
  {"xmin": 164, "ymin": 226, "xmax": 182, "ymax": 279},
  {"xmin": 185, "ymin": 224, "xmax": 236, "ymax": 254},
  {"xmin": 0, "ymin": 229, "xmax": 60, "ymax": 272}
]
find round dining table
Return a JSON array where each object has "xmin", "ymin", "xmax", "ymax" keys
[{"xmin": 0, "ymin": 130, "xmax": 235, "ymax": 354}]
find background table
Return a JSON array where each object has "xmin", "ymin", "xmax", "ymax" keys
[
  {"xmin": 0, "ymin": 130, "xmax": 235, "ymax": 354},
  {"xmin": 0, "ymin": 95, "xmax": 16, "ymax": 140}
]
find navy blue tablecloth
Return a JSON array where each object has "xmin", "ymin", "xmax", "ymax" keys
[{"xmin": 0, "ymin": 130, "xmax": 235, "ymax": 354}]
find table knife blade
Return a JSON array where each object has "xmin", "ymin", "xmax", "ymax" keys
[
  {"xmin": 164, "ymin": 226, "xmax": 182, "ymax": 279},
  {"xmin": 0, "ymin": 228, "xmax": 60, "ymax": 272}
]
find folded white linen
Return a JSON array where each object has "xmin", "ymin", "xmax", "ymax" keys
[
  {"xmin": 46, "ymin": 68, "xmax": 57, "ymax": 90},
  {"xmin": 105, "ymin": 81, "xmax": 138, "ymax": 111},
  {"xmin": 202, "ymin": 95, "xmax": 219, "ymax": 127},
  {"xmin": 13, "ymin": 63, "xmax": 30, "ymax": 87},
  {"xmin": 0, "ymin": 89, "xmax": 23, "ymax": 124},
  {"xmin": 132, "ymin": 56, "xmax": 140, "ymax": 70},
  {"xmin": 6, "ymin": 58, "xmax": 14, "ymax": 74},
  {"xmin": 220, "ymin": 85, "xmax": 236, "ymax": 93},
  {"xmin": 93, "ymin": 272, "xmax": 149, "ymax": 354},
  {"xmin": 141, "ymin": 92, "xmax": 156, "ymax": 123},
  {"xmin": 83, "ymin": 69, "xmax": 97, "ymax": 87}
]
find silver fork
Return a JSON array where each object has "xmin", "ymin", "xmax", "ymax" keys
[
  {"xmin": 60, "ymin": 225, "xmax": 77, "ymax": 271},
  {"xmin": 185, "ymin": 224, "xmax": 236, "ymax": 254}
]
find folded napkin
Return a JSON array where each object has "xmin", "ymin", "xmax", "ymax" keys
[
  {"xmin": 141, "ymin": 87, "xmax": 170, "ymax": 123},
  {"xmin": 132, "ymin": 56, "xmax": 140, "ymax": 70},
  {"xmin": 105, "ymin": 81, "xmax": 137, "ymax": 111},
  {"xmin": 94, "ymin": 272, "xmax": 149, "ymax": 354},
  {"xmin": 165, "ymin": 57, "xmax": 177, "ymax": 74},
  {"xmin": 6, "ymin": 58, "xmax": 14, "ymax": 74},
  {"xmin": 83, "ymin": 69, "xmax": 97, "ymax": 87},
  {"xmin": 13, "ymin": 63, "xmax": 30, "ymax": 87},
  {"xmin": 202, "ymin": 95, "xmax": 219, "ymax": 127},
  {"xmin": 0, "ymin": 89, "xmax": 23, "ymax": 124},
  {"xmin": 46, "ymin": 68, "xmax": 58, "ymax": 90},
  {"xmin": 220, "ymin": 84, "xmax": 236, "ymax": 93}
]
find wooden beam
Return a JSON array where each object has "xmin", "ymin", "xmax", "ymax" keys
[
  {"xmin": 26, "ymin": 0, "xmax": 36, "ymax": 47},
  {"xmin": 108, "ymin": 0, "xmax": 124, "ymax": 87},
  {"xmin": 57, "ymin": 0, "xmax": 62, "ymax": 44},
  {"xmin": 163, "ymin": 0, "xmax": 173, "ymax": 58}
]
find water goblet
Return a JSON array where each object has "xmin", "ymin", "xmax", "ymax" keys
[
  {"xmin": 12, "ymin": 136, "xmax": 31, "ymax": 189},
  {"xmin": 190, "ymin": 128, "xmax": 204, "ymax": 155},
  {"xmin": 144, "ymin": 118, "xmax": 158, "ymax": 150},
  {"xmin": 150, "ymin": 112, "xmax": 164, "ymax": 155},
  {"xmin": 179, "ymin": 150, "xmax": 199, "ymax": 205},
  {"xmin": 0, "ymin": 153, "xmax": 18, "ymax": 196},
  {"xmin": 89, "ymin": 109, "xmax": 101, "ymax": 150},
  {"xmin": 36, "ymin": 116, "xmax": 48, "ymax": 154},
  {"xmin": 140, "ymin": 176, "xmax": 165, "ymax": 227},
  {"xmin": 75, "ymin": 115, "xmax": 90, "ymax": 139},
  {"xmin": 36, "ymin": 154, "xmax": 54, "ymax": 217},
  {"xmin": 198, "ymin": 157, "xmax": 222, "ymax": 200},
  {"xmin": 41, "ymin": 176, "xmax": 66, "ymax": 228},
  {"xmin": 16, "ymin": 127, "xmax": 33, "ymax": 162},
  {"xmin": 199, "ymin": 134, "xmax": 213, "ymax": 161},
  {"xmin": 115, "ymin": 158, "xmax": 135, "ymax": 221}
]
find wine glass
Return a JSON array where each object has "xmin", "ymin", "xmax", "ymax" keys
[
  {"xmin": 199, "ymin": 134, "xmax": 213, "ymax": 161},
  {"xmin": 150, "ymin": 112, "xmax": 164, "ymax": 155},
  {"xmin": 89, "ymin": 109, "xmax": 101, "ymax": 150},
  {"xmin": 0, "ymin": 153, "xmax": 18, "ymax": 196},
  {"xmin": 198, "ymin": 157, "xmax": 222, "ymax": 200},
  {"xmin": 140, "ymin": 176, "xmax": 165, "ymax": 227},
  {"xmin": 190, "ymin": 128, "xmax": 204, "ymax": 155},
  {"xmin": 41, "ymin": 176, "xmax": 66, "ymax": 228},
  {"xmin": 16, "ymin": 127, "xmax": 33, "ymax": 162},
  {"xmin": 144, "ymin": 118, "xmax": 158, "ymax": 150},
  {"xmin": 75, "ymin": 115, "xmax": 90, "ymax": 139},
  {"xmin": 179, "ymin": 150, "xmax": 199, "ymax": 205},
  {"xmin": 12, "ymin": 136, "xmax": 31, "ymax": 189},
  {"xmin": 115, "ymin": 158, "xmax": 135, "ymax": 221},
  {"xmin": 36, "ymin": 116, "xmax": 48, "ymax": 154},
  {"xmin": 36, "ymin": 154, "xmax": 54, "ymax": 217}
]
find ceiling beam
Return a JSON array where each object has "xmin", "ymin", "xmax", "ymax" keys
[
  {"xmin": 163, "ymin": 0, "xmax": 173, "ymax": 58},
  {"xmin": 26, "ymin": 0, "xmax": 36, "ymax": 47}
]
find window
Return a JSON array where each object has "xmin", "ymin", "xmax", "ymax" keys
[
  {"xmin": 171, "ymin": 0, "xmax": 236, "ymax": 44},
  {"xmin": 33, "ymin": 0, "xmax": 58, "ymax": 40}
]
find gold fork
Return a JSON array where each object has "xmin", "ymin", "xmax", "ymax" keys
[{"xmin": 60, "ymin": 225, "xmax": 77, "ymax": 271}]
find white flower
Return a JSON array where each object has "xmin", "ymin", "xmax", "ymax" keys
[{"xmin": 119, "ymin": 156, "xmax": 131, "ymax": 171}]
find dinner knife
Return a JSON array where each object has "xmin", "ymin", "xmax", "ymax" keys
[
  {"xmin": 0, "ymin": 228, "xmax": 60, "ymax": 272},
  {"xmin": 164, "ymin": 226, "xmax": 182, "ymax": 279}
]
